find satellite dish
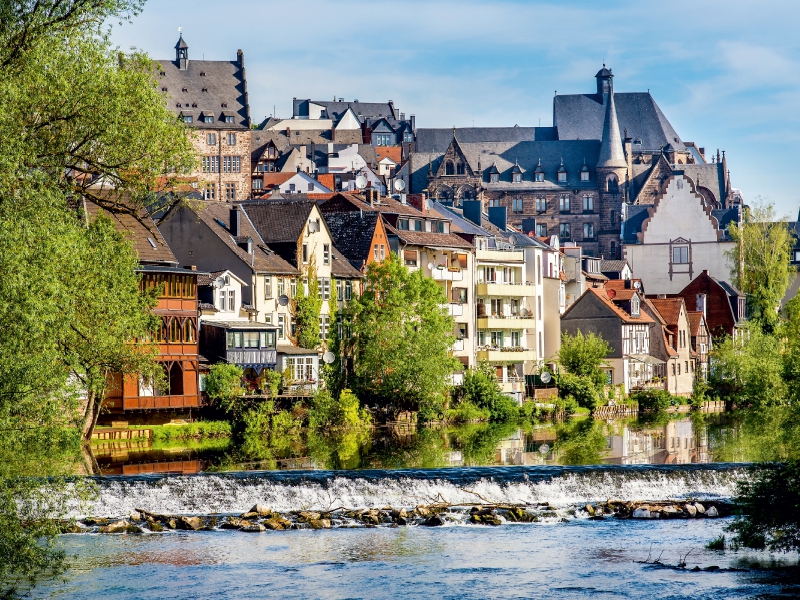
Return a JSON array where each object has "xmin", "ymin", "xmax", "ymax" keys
[
  {"xmin": 278, "ymin": 294, "xmax": 289, "ymax": 307},
  {"xmin": 540, "ymin": 371, "xmax": 552, "ymax": 384},
  {"xmin": 394, "ymin": 179, "xmax": 406, "ymax": 192},
  {"xmin": 213, "ymin": 276, "xmax": 225, "ymax": 289},
  {"xmin": 538, "ymin": 443, "xmax": 550, "ymax": 455},
  {"xmin": 355, "ymin": 175, "xmax": 367, "ymax": 190},
  {"xmin": 427, "ymin": 263, "xmax": 434, "ymax": 271},
  {"xmin": 322, "ymin": 351, "xmax": 335, "ymax": 364},
  {"xmin": 634, "ymin": 281, "xmax": 642, "ymax": 290}
]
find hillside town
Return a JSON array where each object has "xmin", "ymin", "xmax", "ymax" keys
[{"xmin": 85, "ymin": 34, "xmax": 769, "ymax": 423}]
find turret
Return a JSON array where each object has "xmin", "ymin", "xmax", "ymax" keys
[{"xmin": 175, "ymin": 33, "xmax": 188, "ymax": 70}]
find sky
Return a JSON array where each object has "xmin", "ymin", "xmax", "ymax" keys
[{"xmin": 110, "ymin": 0, "xmax": 800, "ymax": 218}]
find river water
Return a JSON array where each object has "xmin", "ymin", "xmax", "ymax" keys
[{"xmin": 37, "ymin": 412, "xmax": 800, "ymax": 597}]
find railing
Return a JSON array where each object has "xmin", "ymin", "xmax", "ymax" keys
[
  {"xmin": 475, "ymin": 248, "xmax": 524, "ymax": 262},
  {"xmin": 452, "ymin": 339, "xmax": 465, "ymax": 351},
  {"xmin": 431, "ymin": 268, "xmax": 463, "ymax": 281},
  {"xmin": 447, "ymin": 303, "xmax": 464, "ymax": 316},
  {"xmin": 227, "ymin": 349, "xmax": 277, "ymax": 365}
]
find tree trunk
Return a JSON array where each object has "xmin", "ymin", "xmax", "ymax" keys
[{"xmin": 81, "ymin": 389, "xmax": 98, "ymax": 442}]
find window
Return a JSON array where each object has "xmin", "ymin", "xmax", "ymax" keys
[
  {"xmin": 559, "ymin": 223, "xmax": 571, "ymax": 239},
  {"xmin": 631, "ymin": 296, "xmax": 640, "ymax": 317},
  {"xmin": 538, "ymin": 296, "xmax": 542, "ymax": 318},
  {"xmin": 288, "ymin": 357, "xmax": 314, "ymax": 382},
  {"xmin": 537, "ymin": 223, "xmax": 547, "ymax": 237},
  {"xmin": 445, "ymin": 161, "xmax": 454, "ymax": 175},
  {"xmin": 535, "ymin": 172, "xmax": 544, "ymax": 182},
  {"xmin": 536, "ymin": 197, "xmax": 546, "ymax": 212},
  {"xmin": 345, "ymin": 280, "xmax": 352, "ymax": 301},
  {"xmin": 512, "ymin": 198, "xmax": 524, "ymax": 213},
  {"xmin": 203, "ymin": 183, "xmax": 216, "ymax": 200},
  {"xmin": 557, "ymin": 171, "xmax": 567, "ymax": 183},
  {"xmin": 672, "ymin": 246, "xmax": 689, "ymax": 264},
  {"xmin": 227, "ymin": 331, "xmax": 243, "ymax": 348},
  {"xmin": 490, "ymin": 173, "xmax": 499, "ymax": 183},
  {"xmin": 319, "ymin": 316, "xmax": 330, "ymax": 340},
  {"xmin": 277, "ymin": 278, "xmax": 285, "ymax": 297},
  {"xmin": 308, "ymin": 183, "xmax": 315, "ymax": 192},
  {"xmin": 456, "ymin": 162, "xmax": 466, "ymax": 175},
  {"xmin": 488, "ymin": 198, "xmax": 500, "ymax": 208},
  {"xmin": 611, "ymin": 241, "xmax": 617, "ymax": 258},
  {"xmin": 260, "ymin": 330, "xmax": 276, "ymax": 348},
  {"xmin": 224, "ymin": 116, "xmax": 234, "ymax": 124},
  {"xmin": 414, "ymin": 220, "xmax": 422, "ymax": 231},
  {"xmin": 225, "ymin": 183, "xmax": 236, "ymax": 201},
  {"xmin": 265, "ymin": 277, "xmax": 272, "ymax": 299},
  {"xmin": 580, "ymin": 170, "xmax": 590, "ymax": 182},
  {"xmin": 243, "ymin": 331, "xmax": 260, "ymax": 348},
  {"xmin": 559, "ymin": 195, "xmax": 570, "ymax": 212},
  {"xmin": 206, "ymin": 134, "xmax": 217, "ymax": 145},
  {"xmin": 302, "ymin": 244, "xmax": 309, "ymax": 264},
  {"xmin": 795, "ymin": 250, "xmax": 800, "ymax": 263},
  {"xmin": 223, "ymin": 156, "xmax": 240, "ymax": 173},
  {"xmin": 183, "ymin": 116, "xmax": 193, "ymax": 124},
  {"xmin": 226, "ymin": 133, "xmax": 236, "ymax": 145},
  {"xmin": 452, "ymin": 287, "xmax": 467, "ymax": 304},
  {"xmin": 403, "ymin": 132, "xmax": 413, "ymax": 143},
  {"xmin": 204, "ymin": 115, "xmax": 214, "ymax": 124},
  {"xmin": 582, "ymin": 196, "xmax": 594, "ymax": 211},
  {"xmin": 320, "ymin": 278, "xmax": 331, "ymax": 300},
  {"xmin": 511, "ymin": 331, "xmax": 521, "ymax": 347},
  {"xmin": 398, "ymin": 218, "xmax": 409, "ymax": 230},
  {"xmin": 490, "ymin": 331, "xmax": 504, "ymax": 348},
  {"xmin": 583, "ymin": 223, "xmax": 595, "ymax": 239},
  {"xmin": 202, "ymin": 156, "xmax": 220, "ymax": 173},
  {"xmin": 404, "ymin": 250, "xmax": 418, "ymax": 266},
  {"xmin": 289, "ymin": 183, "xmax": 296, "ymax": 192},
  {"xmin": 375, "ymin": 133, "xmax": 392, "ymax": 146},
  {"xmin": 290, "ymin": 279, "xmax": 297, "ymax": 297},
  {"xmin": 323, "ymin": 244, "xmax": 330, "ymax": 265},
  {"xmin": 252, "ymin": 178, "xmax": 263, "ymax": 190},
  {"xmin": 380, "ymin": 244, "xmax": 386, "ymax": 260},
  {"xmin": 458, "ymin": 323, "xmax": 468, "ymax": 339},
  {"xmin": 437, "ymin": 221, "xmax": 445, "ymax": 233},
  {"xmin": 228, "ymin": 290, "xmax": 235, "ymax": 311},
  {"xmin": 278, "ymin": 315, "xmax": 285, "ymax": 339},
  {"xmin": 513, "ymin": 173, "xmax": 522, "ymax": 183},
  {"xmin": 336, "ymin": 280, "xmax": 344, "ymax": 301}
]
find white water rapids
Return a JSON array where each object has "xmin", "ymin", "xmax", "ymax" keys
[{"xmin": 72, "ymin": 465, "xmax": 749, "ymax": 518}]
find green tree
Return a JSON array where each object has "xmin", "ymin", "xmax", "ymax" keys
[
  {"xmin": 557, "ymin": 331, "xmax": 611, "ymax": 410},
  {"xmin": 344, "ymin": 253, "xmax": 459, "ymax": 418},
  {"xmin": 456, "ymin": 363, "xmax": 519, "ymax": 422},
  {"xmin": 293, "ymin": 263, "xmax": 322, "ymax": 350},
  {"xmin": 205, "ymin": 364, "xmax": 245, "ymax": 416},
  {"xmin": 726, "ymin": 199, "xmax": 795, "ymax": 333}
]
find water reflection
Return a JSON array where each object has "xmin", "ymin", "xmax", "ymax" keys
[{"xmin": 86, "ymin": 407, "xmax": 800, "ymax": 475}]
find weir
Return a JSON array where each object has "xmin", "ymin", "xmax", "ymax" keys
[{"xmin": 75, "ymin": 464, "xmax": 750, "ymax": 519}]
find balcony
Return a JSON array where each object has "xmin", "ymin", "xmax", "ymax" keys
[
  {"xmin": 452, "ymin": 339, "xmax": 465, "ymax": 352},
  {"xmin": 476, "ymin": 348, "xmax": 536, "ymax": 363},
  {"xmin": 431, "ymin": 268, "xmax": 463, "ymax": 281},
  {"xmin": 475, "ymin": 249, "xmax": 524, "ymax": 263},
  {"xmin": 477, "ymin": 282, "xmax": 537, "ymax": 297},
  {"xmin": 227, "ymin": 349, "xmax": 277, "ymax": 366},
  {"xmin": 477, "ymin": 316, "xmax": 536, "ymax": 329},
  {"xmin": 444, "ymin": 303, "xmax": 464, "ymax": 317},
  {"xmin": 499, "ymin": 379, "xmax": 525, "ymax": 394}
]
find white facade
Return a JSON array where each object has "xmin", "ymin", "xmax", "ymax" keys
[
  {"xmin": 275, "ymin": 171, "xmax": 332, "ymax": 195},
  {"xmin": 624, "ymin": 174, "xmax": 737, "ymax": 295}
]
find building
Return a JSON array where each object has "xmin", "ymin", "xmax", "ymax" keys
[
  {"xmin": 561, "ymin": 287, "xmax": 660, "ymax": 393},
  {"xmin": 157, "ymin": 34, "xmax": 252, "ymax": 201},
  {"xmin": 601, "ymin": 259, "xmax": 633, "ymax": 280},
  {"xmin": 647, "ymin": 297, "xmax": 696, "ymax": 396},
  {"xmin": 201, "ymin": 320, "xmax": 278, "ymax": 391},
  {"xmin": 672, "ymin": 270, "xmax": 746, "ymax": 341},
  {"xmin": 84, "ymin": 201, "xmax": 202, "ymax": 414},
  {"xmin": 687, "ymin": 310, "xmax": 712, "ymax": 379},
  {"xmin": 321, "ymin": 202, "xmax": 391, "ymax": 271}
]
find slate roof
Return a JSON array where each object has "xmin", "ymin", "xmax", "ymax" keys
[
  {"xmin": 384, "ymin": 224, "xmax": 473, "ymax": 249},
  {"xmin": 601, "ymin": 259, "xmax": 629, "ymax": 274},
  {"xmin": 241, "ymin": 201, "xmax": 315, "ymax": 244},
  {"xmin": 321, "ymin": 192, "xmax": 423, "ymax": 217},
  {"xmin": 431, "ymin": 203, "xmax": 494, "ymax": 236},
  {"xmin": 324, "ymin": 211, "xmax": 381, "ymax": 268},
  {"xmin": 293, "ymin": 99, "xmax": 399, "ymax": 123},
  {"xmin": 711, "ymin": 208, "xmax": 740, "ymax": 236},
  {"xmin": 176, "ymin": 201, "xmax": 297, "ymax": 275},
  {"xmin": 554, "ymin": 92, "xmax": 683, "ymax": 152},
  {"xmin": 330, "ymin": 246, "xmax": 364, "ymax": 278},
  {"xmin": 416, "ymin": 127, "xmax": 557, "ymax": 153},
  {"xmin": 156, "ymin": 41, "xmax": 249, "ymax": 130},
  {"xmin": 622, "ymin": 204, "xmax": 652, "ymax": 243},
  {"xmin": 83, "ymin": 199, "xmax": 177, "ymax": 266},
  {"xmin": 674, "ymin": 163, "xmax": 727, "ymax": 205}
]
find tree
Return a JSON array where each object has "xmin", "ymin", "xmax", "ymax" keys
[
  {"xmin": 556, "ymin": 331, "xmax": 611, "ymax": 410},
  {"xmin": 293, "ymin": 261, "xmax": 322, "ymax": 350},
  {"xmin": 726, "ymin": 199, "xmax": 795, "ymax": 333},
  {"xmin": 344, "ymin": 253, "xmax": 459, "ymax": 418},
  {"xmin": 455, "ymin": 363, "xmax": 519, "ymax": 422},
  {"xmin": 205, "ymin": 364, "xmax": 245, "ymax": 416},
  {"xmin": 726, "ymin": 461, "xmax": 800, "ymax": 552}
]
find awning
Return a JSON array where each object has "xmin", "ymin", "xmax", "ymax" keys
[{"xmin": 629, "ymin": 354, "xmax": 665, "ymax": 365}]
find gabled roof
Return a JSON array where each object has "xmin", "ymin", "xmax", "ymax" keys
[
  {"xmin": 324, "ymin": 211, "xmax": 382, "ymax": 268},
  {"xmin": 415, "ymin": 126, "xmax": 557, "ymax": 152},
  {"xmin": 564, "ymin": 287, "xmax": 653, "ymax": 325},
  {"xmin": 241, "ymin": 201, "xmax": 316, "ymax": 244},
  {"xmin": 384, "ymin": 223, "xmax": 473, "ymax": 250},
  {"xmin": 649, "ymin": 297, "xmax": 685, "ymax": 329},
  {"xmin": 330, "ymin": 245, "xmax": 364, "ymax": 278},
  {"xmin": 687, "ymin": 311, "xmax": 705, "ymax": 337},
  {"xmin": 156, "ymin": 47, "xmax": 249, "ymax": 130},
  {"xmin": 83, "ymin": 199, "xmax": 177, "ymax": 266},
  {"xmin": 601, "ymin": 259, "xmax": 630, "ymax": 274}
]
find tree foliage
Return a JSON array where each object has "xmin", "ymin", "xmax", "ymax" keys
[
  {"xmin": 726, "ymin": 199, "xmax": 795, "ymax": 333},
  {"xmin": 293, "ymin": 261, "xmax": 322, "ymax": 350},
  {"xmin": 453, "ymin": 363, "xmax": 519, "ymax": 422},
  {"xmin": 205, "ymin": 364, "xmax": 245, "ymax": 416},
  {"xmin": 344, "ymin": 253, "xmax": 459, "ymax": 417},
  {"xmin": 556, "ymin": 331, "xmax": 611, "ymax": 410}
]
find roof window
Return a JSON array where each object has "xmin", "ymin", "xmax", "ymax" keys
[
  {"xmin": 147, "ymin": 237, "xmax": 157, "ymax": 249},
  {"xmin": 182, "ymin": 87, "xmax": 188, "ymax": 92},
  {"xmin": 200, "ymin": 72, "xmax": 206, "ymax": 77},
  {"xmin": 159, "ymin": 71, "xmax": 165, "ymax": 76},
  {"xmin": 161, "ymin": 87, "xmax": 168, "ymax": 92},
  {"xmin": 221, "ymin": 102, "xmax": 228, "ymax": 108},
  {"xmin": 202, "ymin": 88, "xmax": 208, "ymax": 93}
]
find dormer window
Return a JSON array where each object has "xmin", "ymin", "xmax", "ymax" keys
[
  {"xmin": 201, "ymin": 88, "xmax": 208, "ymax": 93},
  {"xmin": 204, "ymin": 115, "xmax": 214, "ymax": 124},
  {"xmin": 535, "ymin": 172, "xmax": 544, "ymax": 182},
  {"xmin": 182, "ymin": 87, "xmax": 188, "ymax": 93},
  {"xmin": 221, "ymin": 102, "xmax": 227, "ymax": 108},
  {"xmin": 558, "ymin": 171, "xmax": 567, "ymax": 183},
  {"xmin": 183, "ymin": 115, "xmax": 193, "ymax": 124},
  {"xmin": 192, "ymin": 102, "xmax": 198, "ymax": 108},
  {"xmin": 161, "ymin": 87, "xmax": 168, "ymax": 92},
  {"xmin": 200, "ymin": 72, "xmax": 206, "ymax": 77},
  {"xmin": 445, "ymin": 161, "xmax": 454, "ymax": 176},
  {"xmin": 513, "ymin": 173, "xmax": 521, "ymax": 183},
  {"xmin": 225, "ymin": 116, "xmax": 234, "ymax": 123},
  {"xmin": 456, "ymin": 162, "xmax": 466, "ymax": 175},
  {"xmin": 631, "ymin": 295, "xmax": 640, "ymax": 317},
  {"xmin": 490, "ymin": 173, "xmax": 499, "ymax": 183},
  {"xmin": 159, "ymin": 71, "xmax": 166, "ymax": 76},
  {"xmin": 580, "ymin": 170, "xmax": 590, "ymax": 181}
]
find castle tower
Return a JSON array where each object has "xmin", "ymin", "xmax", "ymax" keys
[
  {"xmin": 175, "ymin": 33, "xmax": 188, "ymax": 70},
  {"xmin": 595, "ymin": 67, "xmax": 628, "ymax": 260}
]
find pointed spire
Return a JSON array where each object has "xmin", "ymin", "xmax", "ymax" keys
[
  {"xmin": 452, "ymin": 125, "xmax": 457, "ymax": 140},
  {"xmin": 597, "ymin": 81, "xmax": 627, "ymax": 169}
]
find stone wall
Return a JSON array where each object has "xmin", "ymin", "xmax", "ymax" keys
[{"xmin": 189, "ymin": 128, "xmax": 252, "ymax": 201}]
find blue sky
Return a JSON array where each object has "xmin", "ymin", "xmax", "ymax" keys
[{"xmin": 112, "ymin": 0, "xmax": 800, "ymax": 217}]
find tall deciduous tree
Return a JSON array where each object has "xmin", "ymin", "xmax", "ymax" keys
[
  {"xmin": 343, "ymin": 253, "xmax": 459, "ymax": 419},
  {"xmin": 556, "ymin": 331, "xmax": 612, "ymax": 411},
  {"xmin": 726, "ymin": 199, "xmax": 795, "ymax": 333}
]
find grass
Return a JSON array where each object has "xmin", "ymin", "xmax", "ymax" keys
[
  {"xmin": 706, "ymin": 535, "xmax": 726, "ymax": 550},
  {"xmin": 149, "ymin": 421, "xmax": 232, "ymax": 442}
]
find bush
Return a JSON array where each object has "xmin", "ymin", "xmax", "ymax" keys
[
  {"xmin": 150, "ymin": 421, "xmax": 232, "ymax": 442},
  {"xmin": 553, "ymin": 396, "xmax": 579, "ymax": 418},
  {"xmin": 557, "ymin": 373, "xmax": 601, "ymax": 411},
  {"xmin": 308, "ymin": 389, "xmax": 372, "ymax": 431},
  {"xmin": 205, "ymin": 364, "xmax": 244, "ymax": 415},
  {"xmin": 456, "ymin": 366, "xmax": 519, "ymax": 422},
  {"xmin": 242, "ymin": 401, "xmax": 301, "ymax": 438},
  {"xmin": 630, "ymin": 389, "xmax": 674, "ymax": 412},
  {"xmin": 445, "ymin": 400, "xmax": 490, "ymax": 423},
  {"xmin": 519, "ymin": 401, "xmax": 540, "ymax": 421}
]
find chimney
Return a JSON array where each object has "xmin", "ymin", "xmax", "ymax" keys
[
  {"xmin": 520, "ymin": 218, "xmax": 537, "ymax": 236},
  {"xmin": 365, "ymin": 189, "xmax": 377, "ymax": 206},
  {"xmin": 406, "ymin": 193, "xmax": 427, "ymax": 215},
  {"xmin": 237, "ymin": 49, "xmax": 244, "ymax": 68},
  {"xmin": 327, "ymin": 142, "xmax": 334, "ymax": 157},
  {"xmin": 410, "ymin": 114, "xmax": 416, "ymax": 132},
  {"xmin": 230, "ymin": 206, "xmax": 240, "ymax": 236},
  {"xmin": 285, "ymin": 127, "xmax": 291, "ymax": 137},
  {"xmin": 488, "ymin": 206, "xmax": 507, "ymax": 231},
  {"xmin": 462, "ymin": 200, "xmax": 482, "ymax": 226},
  {"xmin": 696, "ymin": 293, "xmax": 707, "ymax": 317}
]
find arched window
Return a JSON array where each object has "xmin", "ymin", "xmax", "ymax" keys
[
  {"xmin": 607, "ymin": 174, "xmax": 619, "ymax": 193},
  {"xmin": 445, "ymin": 161, "xmax": 454, "ymax": 175},
  {"xmin": 456, "ymin": 162, "xmax": 465, "ymax": 175},
  {"xmin": 168, "ymin": 362, "xmax": 184, "ymax": 395},
  {"xmin": 183, "ymin": 318, "xmax": 196, "ymax": 343}
]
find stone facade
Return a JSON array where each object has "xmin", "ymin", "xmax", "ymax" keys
[{"xmin": 190, "ymin": 129, "xmax": 251, "ymax": 202}]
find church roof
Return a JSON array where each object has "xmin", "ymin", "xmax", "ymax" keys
[{"xmin": 415, "ymin": 126, "xmax": 557, "ymax": 153}]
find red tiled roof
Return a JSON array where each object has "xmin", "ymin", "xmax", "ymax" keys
[
  {"xmin": 376, "ymin": 147, "xmax": 402, "ymax": 163},
  {"xmin": 261, "ymin": 173, "xmax": 295, "ymax": 190},
  {"xmin": 585, "ymin": 288, "xmax": 653, "ymax": 325},
  {"xmin": 687, "ymin": 311, "xmax": 704, "ymax": 336},
  {"xmin": 649, "ymin": 298, "xmax": 684, "ymax": 328}
]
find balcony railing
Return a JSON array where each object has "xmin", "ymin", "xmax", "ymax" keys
[
  {"xmin": 475, "ymin": 248, "xmax": 524, "ymax": 263},
  {"xmin": 477, "ymin": 315, "xmax": 536, "ymax": 330},
  {"xmin": 452, "ymin": 339, "xmax": 465, "ymax": 352},
  {"xmin": 476, "ymin": 282, "xmax": 537, "ymax": 297},
  {"xmin": 431, "ymin": 268, "xmax": 463, "ymax": 281},
  {"xmin": 227, "ymin": 349, "xmax": 277, "ymax": 366}
]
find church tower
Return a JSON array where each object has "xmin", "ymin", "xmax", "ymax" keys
[{"xmin": 595, "ymin": 67, "xmax": 628, "ymax": 260}]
